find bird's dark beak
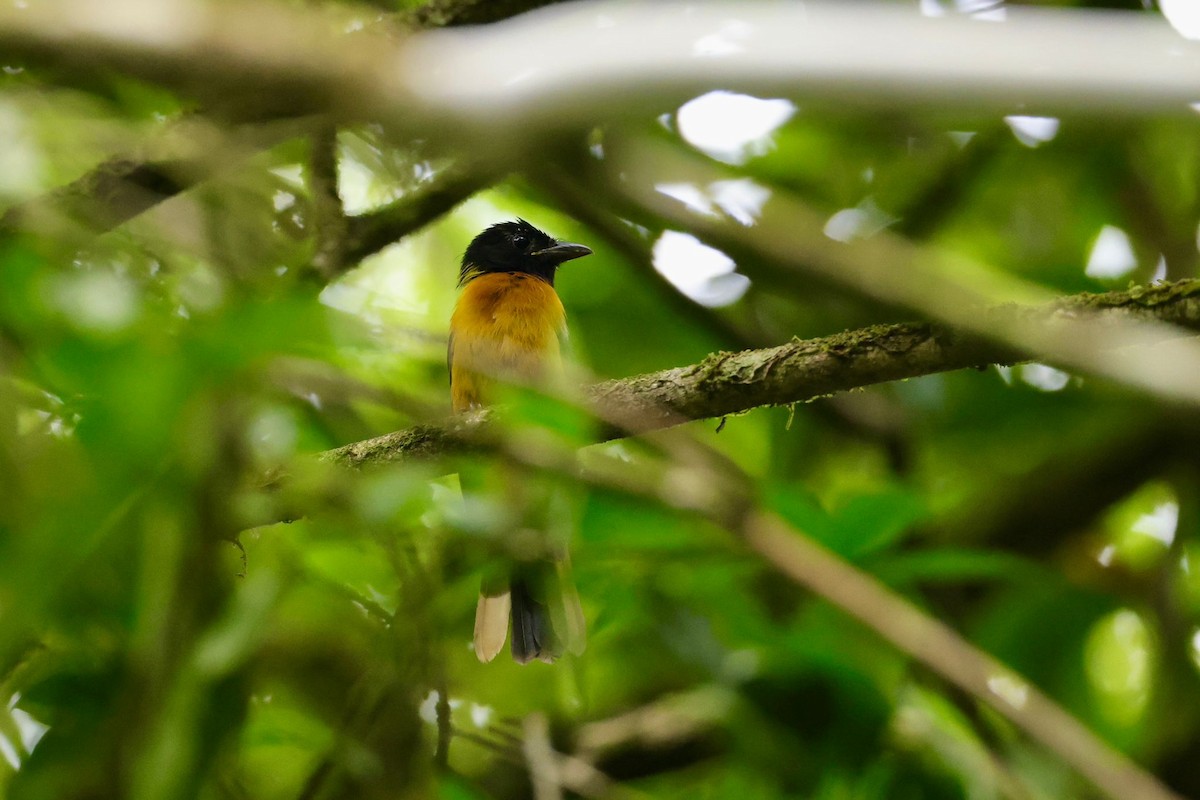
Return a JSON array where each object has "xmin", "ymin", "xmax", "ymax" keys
[{"xmin": 533, "ymin": 242, "xmax": 592, "ymax": 264}]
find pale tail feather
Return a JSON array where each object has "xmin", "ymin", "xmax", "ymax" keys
[
  {"xmin": 476, "ymin": 561, "xmax": 586, "ymax": 664},
  {"xmin": 473, "ymin": 591, "xmax": 511, "ymax": 663}
]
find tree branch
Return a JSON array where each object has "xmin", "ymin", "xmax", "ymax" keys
[
  {"xmin": 0, "ymin": 0, "xmax": 548, "ymax": 260},
  {"xmin": 312, "ymin": 334, "xmax": 1190, "ymax": 800},
  {"xmin": 0, "ymin": 114, "xmax": 319, "ymax": 249},
  {"xmin": 6, "ymin": 0, "xmax": 1198, "ymax": 280},
  {"xmin": 603, "ymin": 134, "xmax": 1200, "ymax": 407},
  {"xmin": 316, "ymin": 279, "xmax": 1200, "ymax": 470},
  {"xmin": 0, "ymin": 157, "xmax": 191, "ymax": 238},
  {"xmin": 741, "ymin": 511, "xmax": 1183, "ymax": 800},
  {"xmin": 6, "ymin": 2, "xmax": 1200, "ymax": 154},
  {"xmin": 307, "ymin": 124, "xmax": 347, "ymax": 280},
  {"xmin": 530, "ymin": 168, "xmax": 763, "ymax": 351},
  {"xmin": 401, "ymin": 0, "xmax": 561, "ymax": 27},
  {"xmin": 338, "ymin": 163, "xmax": 501, "ymax": 270}
]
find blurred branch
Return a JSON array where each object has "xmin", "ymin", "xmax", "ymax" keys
[
  {"xmin": 434, "ymin": 684, "xmax": 452, "ymax": 770},
  {"xmin": 0, "ymin": 2, "xmax": 402, "ymax": 123},
  {"xmin": 740, "ymin": 512, "xmax": 1183, "ymax": 800},
  {"xmin": 442, "ymin": 720, "xmax": 645, "ymax": 799},
  {"xmin": 514, "ymin": 714, "xmax": 649, "ymax": 800},
  {"xmin": 0, "ymin": 0, "xmax": 528, "ymax": 264},
  {"xmin": 5, "ymin": 2, "xmax": 1200, "ymax": 147},
  {"xmin": 892, "ymin": 127, "xmax": 1008, "ymax": 240},
  {"xmin": 401, "ymin": 0, "xmax": 561, "ymax": 27},
  {"xmin": 315, "ymin": 279, "xmax": 1200, "ymax": 472},
  {"xmin": 0, "ymin": 124, "xmax": 494, "ymax": 281},
  {"xmin": 338, "ymin": 162, "xmax": 501, "ymax": 270},
  {"xmin": 318, "ymin": 362, "xmax": 1186, "ymax": 800},
  {"xmin": 0, "ymin": 157, "xmax": 189, "ymax": 238},
  {"xmin": 530, "ymin": 168, "xmax": 763, "ymax": 351},
  {"xmin": 572, "ymin": 688, "xmax": 728, "ymax": 782},
  {"xmin": 603, "ymin": 135, "xmax": 1200, "ymax": 407},
  {"xmin": 5, "ymin": 0, "xmax": 1198, "ymax": 279},
  {"xmin": 523, "ymin": 714, "xmax": 564, "ymax": 800},
  {"xmin": 0, "ymin": 117, "xmax": 310, "ymax": 244}
]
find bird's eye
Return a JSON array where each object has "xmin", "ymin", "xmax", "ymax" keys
[{"xmin": 512, "ymin": 235, "xmax": 529, "ymax": 249}]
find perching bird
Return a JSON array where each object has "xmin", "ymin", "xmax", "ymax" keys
[{"xmin": 449, "ymin": 219, "xmax": 592, "ymax": 663}]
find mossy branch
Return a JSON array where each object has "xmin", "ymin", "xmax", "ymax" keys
[{"xmin": 318, "ymin": 279, "xmax": 1200, "ymax": 469}]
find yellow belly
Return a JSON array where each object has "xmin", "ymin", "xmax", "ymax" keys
[{"xmin": 450, "ymin": 272, "xmax": 566, "ymax": 412}]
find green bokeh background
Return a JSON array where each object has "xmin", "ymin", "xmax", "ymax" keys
[{"xmin": 0, "ymin": 1, "xmax": 1198, "ymax": 798}]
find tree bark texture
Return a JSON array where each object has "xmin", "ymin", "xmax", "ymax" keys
[{"xmin": 319, "ymin": 279, "xmax": 1200, "ymax": 469}]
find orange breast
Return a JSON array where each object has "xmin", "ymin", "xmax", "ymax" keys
[{"xmin": 449, "ymin": 272, "xmax": 566, "ymax": 412}]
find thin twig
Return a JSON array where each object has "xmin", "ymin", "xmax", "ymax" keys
[{"xmin": 434, "ymin": 682, "xmax": 452, "ymax": 770}]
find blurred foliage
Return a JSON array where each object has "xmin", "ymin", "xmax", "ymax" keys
[{"xmin": 0, "ymin": 1, "xmax": 1198, "ymax": 799}]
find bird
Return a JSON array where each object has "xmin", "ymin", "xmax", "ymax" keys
[{"xmin": 449, "ymin": 219, "xmax": 592, "ymax": 663}]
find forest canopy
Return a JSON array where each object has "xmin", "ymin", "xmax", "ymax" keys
[{"xmin": 0, "ymin": 1, "xmax": 1199, "ymax": 799}]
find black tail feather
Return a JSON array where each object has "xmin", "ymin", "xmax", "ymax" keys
[{"xmin": 510, "ymin": 575, "xmax": 559, "ymax": 664}]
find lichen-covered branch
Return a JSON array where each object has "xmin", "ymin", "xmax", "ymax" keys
[
  {"xmin": 307, "ymin": 125, "xmax": 348, "ymax": 279},
  {"xmin": 595, "ymin": 279, "xmax": 1200, "ymax": 429},
  {"xmin": 606, "ymin": 135, "xmax": 1200, "ymax": 407},
  {"xmin": 318, "ymin": 410, "xmax": 490, "ymax": 470},
  {"xmin": 316, "ymin": 279, "xmax": 1200, "ymax": 469}
]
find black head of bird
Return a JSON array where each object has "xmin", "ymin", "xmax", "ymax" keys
[{"xmin": 459, "ymin": 219, "xmax": 592, "ymax": 287}]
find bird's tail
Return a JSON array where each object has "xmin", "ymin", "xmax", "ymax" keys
[{"xmin": 474, "ymin": 559, "xmax": 585, "ymax": 664}]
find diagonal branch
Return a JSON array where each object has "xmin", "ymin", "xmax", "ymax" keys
[
  {"xmin": 0, "ymin": 0, "xmax": 551, "ymax": 265},
  {"xmin": 7, "ymin": 0, "xmax": 1199, "ymax": 285},
  {"xmin": 317, "ymin": 278, "xmax": 1200, "ymax": 471},
  {"xmin": 0, "ymin": 157, "xmax": 191, "ymax": 238},
  {"xmin": 0, "ymin": 116, "xmax": 314, "ymax": 242},
  {"xmin": 601, "ymin": 135, "xmax": 1200, "ymax": 407},
  {"xmin": 338, "ymin": 163, "xmax": 501, "ymax": 270},
  {"xmin": 741, "ymin": 511, "xmax": 1183, "ymax": 800},
  {"xmin": 310, "ymin": 328, "xmax": 1189, "ymax": 800},
  {"xmin": 0, "ymin": 118, "xmax": 317, "ymax": 260},
  {"xmin": 530, "ymin": 168, "xmax": 762, "ymax": 351}
]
